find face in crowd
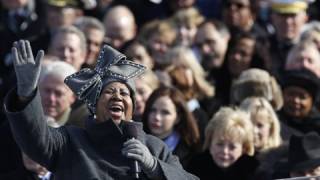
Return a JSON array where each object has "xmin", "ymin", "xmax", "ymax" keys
[
  {"xmin": 210, "ymin": 136, "xmax": 244, "ymax": 168},
  {"xmin": 134, "ymin": 79, "xmax": 154, "ymax": 117},
  {"xmin": 40, "ymin": 74, "xmax": 75, "ymax": 120},
  {"xmin": 103, "ymin": 6, "xmax": 136, "ymax": 50},
  {"xmin": 227, "ymin": 37, "xmax": 255, "ymax": 77},
  {"xmin": 251, "ymin": 109, "xmax": 272, "ymax": 150},
  {"xmin": 195, "ymin": 22, "xmax": 229, "ymax": 70},
  {"xmin": 49, "ymin": 32, "xmax": 86, "ymax": 70},
  {"xmin": 271, "ymin": 11, "xmax": 308, "ymax": 42},
  {"xmin": 285, "ymin": 42, "xmax": 320, "ymax": 77},
  {"xmin": 222, "ymin": 0, "xmax": 254, "ymax": 31},
  {"xmin": 84, "ymin": 27, "xmax": 105, "ymax": 67},
  {"xmin": 125, "ymin": 43, "xmax": 154, "ymax": 70},
  {"xmin": 96, "ymin": 82, "xmax": 133, "ymax": 124},
  {"xmin": 283, "ymin": 86, "xmax": 313, "ymax": 119},
  {"xmin": 46, "ymin": 6, "xmax": 82, "ymax": 31},
  {"xmin": 147, "ymin": 95, "xmax": 178, "ymax": 139}
]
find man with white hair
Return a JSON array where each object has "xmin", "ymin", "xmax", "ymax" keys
[
  {"xmin": 285, "ymin": 39, "xmax": 320, "ymax": 77},
  {"xmin": 39, "ymin": 61, "xmax": 76, "ymax": 126},
  {"xmin": 48, "ymin": 26, "xmax": 87, "ymax": 70}
]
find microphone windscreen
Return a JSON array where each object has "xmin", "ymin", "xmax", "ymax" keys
[{"xmin": 123, "ymin": 121, "xmax": 139, "ymax": 139}]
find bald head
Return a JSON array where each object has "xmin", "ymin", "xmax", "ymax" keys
[{"xmin": 103, "ymin": 5, "xmax": 136, "ymax": 49}]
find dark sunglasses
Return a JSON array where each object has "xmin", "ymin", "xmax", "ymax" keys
[{"xmin": 223, "ymin": 1, "xmax": 250, "ymax": 9}]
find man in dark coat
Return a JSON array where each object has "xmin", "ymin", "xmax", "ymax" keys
[
  {"xmin": 0, "ymin": 0, "xmax": 49, "ymax": 66},
  {"xmin": 4, "ymin": 40, "xmax": 199, "ymax": 180},
  {"xmin": 268, "ymin": 0, "xmax": 309, "ymax": 78}
]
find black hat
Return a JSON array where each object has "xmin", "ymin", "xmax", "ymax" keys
[
  {"xmin": 289, "ymin": 132, "xmax": 320, "ymax": 172},
  {"xmin": 64, "ymin": 45, "xmax": 146, "ymax": 114},
  {"xmin": 281, "ymin": 69, "xmax": 320, "ymax": 99}
]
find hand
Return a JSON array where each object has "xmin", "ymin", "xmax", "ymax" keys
[
  {"xmin": 12, "ymin": 40, "xmax": 44, "ymax": 98},
  {"xmin": 122, "ymin": 139, "xmax": 157, "ymax": 173}
]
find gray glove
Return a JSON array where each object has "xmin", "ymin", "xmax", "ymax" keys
[
  {"xmin": 12, "ymin": 40, "xmax": 44, "ymax": 98},
  {"xmin": 122, "ymin": 139, "xmax": 159, "ymax": 177}
]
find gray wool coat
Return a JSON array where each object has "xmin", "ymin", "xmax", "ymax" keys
[{"xmin": 4, "ymin": 89, "xmax": 199, "ymax": 180}]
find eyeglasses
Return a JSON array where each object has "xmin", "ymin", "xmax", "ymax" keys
[{"xmin": 223, "ymin": 1, "xmax": 250, "ymax": 10}]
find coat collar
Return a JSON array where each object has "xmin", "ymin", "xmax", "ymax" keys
[{"xmin": 85, "ymin": 118, "xmax": 146, "ymax": 147}]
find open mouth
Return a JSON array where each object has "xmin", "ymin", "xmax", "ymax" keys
[
  {"xmin": 109, "ymin": 105, "xmax": 123, "ymax": 112},
  {"xmin": 108, "ymin": 104, "xmax": 124, "ymax": 119}
]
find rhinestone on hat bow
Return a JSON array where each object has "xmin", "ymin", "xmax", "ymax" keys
[{"xmin": 64, "ymin": 45, "xmax": 146, "ymax": 113}]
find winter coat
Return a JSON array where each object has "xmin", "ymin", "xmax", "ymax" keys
[
  {"xmin": 4, "ymin": 89, "xmax": 198, "ymax": 180},
  {"xmin": 187, "ymin": 151, "xmax": 259, "ymax": 180},
  {"xmin": 278, "ymin": 109, "xmax": 320, "ymax": 137}
]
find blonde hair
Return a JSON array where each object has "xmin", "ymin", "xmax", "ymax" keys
[
  {"xmin": 171, "ymin": 7, "xmax": 204, "ymax": 29},
  {"xmin": 231, "ymin": 68, "xmax": 284, "ymax": 110},
  {"xmin": 204, "ymin": 107, "xmax": 254, "ymax": 156},
  {"xmin": 166, "ymin": 46, "xmax": 214, "ymax": 99},
  {"xmin": 240, "ymin": 97, "xmax": 282, "ymax": 152},
  {"xmin": 135, "ymin": 70, "xmax": 159, "ymax": 91},
  {"xmin": 138, "ymin": 19, "xmax": 177, "ymax": 46}
]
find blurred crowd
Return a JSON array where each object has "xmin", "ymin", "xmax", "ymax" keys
[{"xmin": 1, "ymin": 0, "xmax": 320, "ymax": 179}]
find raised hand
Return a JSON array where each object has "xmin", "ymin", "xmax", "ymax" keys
[
  {"xmin": 12, "ymin": 40, "xmax": 44, "ymax": 98},
  {"xmin": 122, "ymin": 139, "xmax": 158, "ymax": 175}
]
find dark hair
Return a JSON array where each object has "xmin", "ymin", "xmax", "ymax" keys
[
  {"xmin": 222, "ymin": 0, "xmax": 257, "ymax": 14},
  {"xmin": 228, "ymin": 31, "xmax": 267, "ymax": 70},
  {"xmin": 142, "ymin": 86, "xmax": 200, "ymax": 148},
  {"xmin": 198, "ymin": 19, "xmax": 230, "ymax": 38}
]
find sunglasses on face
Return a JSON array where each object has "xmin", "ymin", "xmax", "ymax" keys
[{"xmin": 223, "ymin": 1, "xmax": 250, "ymax": 9}]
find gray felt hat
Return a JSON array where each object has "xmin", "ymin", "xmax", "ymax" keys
[{"xmin": 64, "ymin": 45, "xmax": 146, "ymax": 114}]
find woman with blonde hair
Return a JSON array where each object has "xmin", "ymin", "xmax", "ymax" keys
[
  {"xmin": 170, "ymin": 7, "xmax": 204, "ymax": 46},
  {"xmin": 166, "ymin": 46, "xmax": 214, "ymax": 140},
  {"xmin": 166, "ymin": 46, "xmax": 214, "ymax": 100},
  {"xmin": 231, "ymin": 68, "xmax": 283, "ymax": 111},
  {"xmin": 138, "ymin": 19, "xmax": 177, "ymax": 70},
  {"xmin": 240, "ymin": 97, "xmax": 282, "ymax": 152},
  {"xmin": 187, "ymin": 107, "xmax": 258, "ymax": 180}
]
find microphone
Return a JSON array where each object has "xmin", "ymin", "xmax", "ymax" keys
[{"xmin": 123, "ymin": 121, "xmax": 141, "ymax": 179}]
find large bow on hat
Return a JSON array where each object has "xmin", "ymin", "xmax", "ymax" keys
[{"xmin": 64, "ymin": 45, "xmax": 146, "ymax": 113}]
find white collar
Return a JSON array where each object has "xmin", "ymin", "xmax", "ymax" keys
[{"xmin": 187, "ymin": 98, "xmax": 200, "ymax": 112}]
